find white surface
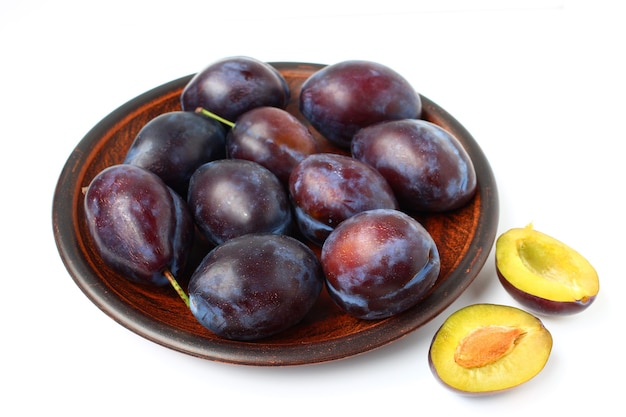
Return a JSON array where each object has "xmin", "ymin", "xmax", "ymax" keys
[{"xmin": 1, "ymin": 1, "xmax": 622, "ymax": 415}]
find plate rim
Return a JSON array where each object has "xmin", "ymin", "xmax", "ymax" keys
[{"xmin": 52, "ymin": 62, "xmax": 499, "ymax": 366}]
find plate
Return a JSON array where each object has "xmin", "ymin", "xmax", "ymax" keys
[{"xmin": 52, "ymin": 62, "xmax": 499, "ymax": 366}]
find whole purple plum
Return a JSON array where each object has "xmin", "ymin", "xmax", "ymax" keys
[
  {"xmin": 188, "ymin": 233, "xmax": 324, "ymax": 341},
  {"xmin": 187, "ymin": 159, "xmax": 292, "ymax": 246},
  {"xmin": 181, "ymin": 56, "xmax": 290, "ymax": 122},
  {"xmin": 288, "ymin": 153, "xmax": 398, "ymax": 246},
  {"xmin": 299, "ymin": 60, "xmax": 422, "ymax": 148},
  {"xmin": 351, "ymin": 119, "xmax": 477, "ymax": 212},
  {"xmin": 123, "ymin": 111, "xmax": 226, "ymax": 197},
  {"xmin": 83, "ymin": 164, "xmax": 194, "ymax": 286},
  {"xmin": 321, "ymin": 209, "xmax": 440, "ymax": 319}
]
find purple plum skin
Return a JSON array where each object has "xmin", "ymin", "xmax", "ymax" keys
[
  {"xmin": 321, "ymin": 209, "xmax": 440, "ymax": 319},
  {"xmin": 288, "ymin": 153, "xmax": 398, "ymax": 246},
  {"xmin": 123, "ymin": 111, "xmax": 226, "ymax": 197},
  {"xmin": 181, "ymin": 56, "xmax": 289, "ymax": 122},
  {"xmin": 299, "ymin": 60, "xmax": 422, "ymax": 148},
  {"xmin": 83, "ymin": 164, "xmax": 194, "ymax": 286},
  {"xmin": 187, "ymin": 159, "xmax": 292, "ymax": 246},
  {"xmin": 351, "ymin": 119, "xmax": 477, "ymax": 213},
  {"xmin": 188, "ymin": 233, "xmax": 324, "ymax": 341}
]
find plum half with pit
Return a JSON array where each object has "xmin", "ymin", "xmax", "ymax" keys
[
  {"xmin": 428, "ymin": 303, "xmax": 553, "ymax": 395},
  {"xmin": 321, "ymin": 209, "xmax": 440, "ymax": 319},
  {"xmin": 495, "ymin": 224, "xmax": 599, "ymax": 315}
]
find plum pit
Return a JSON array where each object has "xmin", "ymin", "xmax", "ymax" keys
[
  {"xmin": 454, "ymin": 325, "xmax": 525, "ymax": 368},
  {"xmin": 429, "ymin": 303, "xmax": 552, "ymax": 395}
]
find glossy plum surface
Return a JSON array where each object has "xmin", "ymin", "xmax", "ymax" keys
[
  {"xmin": 188, "ymin": 233, "xmax": 324, "ymax": 341},
  {"xmin": 123, "ymin": 111, "xmax": 226, "ymax": 197},
  {"xmin": 83, "ymin": 164, "xmax": 194, "ymax": 286},
  {"xmin": 288, "ymin": 153, "xmax": 398, "ymax": 246},
  {"xmin": 54, "ymin": 62, "xmax": 499, "ymax": 365},
  {"xmin": 299, "ymin": 60, "xmax": 422, "ymax": 148},
  {"xmin": 321, "ymin": 209, "xmax": 440, "ymax": 319},
  {"xmin": 352, "ymin": 119, "xmax": 477, "ymax": 212},
  {"xmin": 181, "ymin": 56, "xmax": 290, "ymax": 122},
  {"xmin": 226, "ymin": 106, "xmax": 319, "ymax": 184},
  {"xmin": 187, "ymin": 159, "xmax": 292, "ymax": 246}
]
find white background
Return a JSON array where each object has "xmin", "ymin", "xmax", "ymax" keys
[{"xmin": 1, "ymin": 1, "xmax": 622, "ymax": 415}]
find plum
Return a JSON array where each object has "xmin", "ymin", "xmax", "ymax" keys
[
  {"xmin": 495, "ymin": 224, "xmax": 599, "ymax": 315},
  {"xmin": 83, "ymin": 164, "xmax": 194, "ymax": 286},
  {"xmin": 428, "ymin": 303, "xmax": 553, "ymax": 395},
  {"xmin": 123, "ymin": 111, "xmax": 226, "ymax": 197},
  {"xmin": 299, "ymin": 60, "xmax": 422, "ymax": 148},
  {"xmin": 288, "ymin": 153, "xmax": 398, "ymax": 246},
  {"xmin": 321, "ymin": 209, "xmax": 440, "ymax": 319},
  {"xmin": 181, "ymin": 56, "xmax": 290, "ymax": 122},
  {"xmin": 351, "ymin": 118, "xmax": 476, "ymax": 213},
  {"xmin": 226, "ymin": 106, "xmax": 319, "ymax": 184},
  {"xmin": 188, "ymin": 233, "xmax": 324, "ymax": 341},
  {"xmin": 187, "ymin": 159, "xmax": 292, "ymax": 246}
]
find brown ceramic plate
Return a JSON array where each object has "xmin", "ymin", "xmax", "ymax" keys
[{"xmin": 52, "ymin": 62, "xmax": 498, "ymax": 366}]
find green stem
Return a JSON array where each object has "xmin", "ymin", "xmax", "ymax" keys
[
  {"xmin": 164, "ymin": 269, "xmax": 190, "ymax": 308},
  {"xmin": 195, "ymin": 107, "xmax": 235, "ymax": 128}
]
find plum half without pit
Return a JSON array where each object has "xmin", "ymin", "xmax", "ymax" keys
[
  {"xmin": 428, "ymin": 303, "xmax": 553, "ymax": 395},
  {"xmin": 495, "ymin": 224, "xmax": 599, "ymax": 315}
]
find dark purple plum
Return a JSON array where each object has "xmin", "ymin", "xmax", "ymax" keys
[
  {"xmin": 299, "ymin": 60, "xmax": 422, "ymax": 148},
  {"xmin": 83, "ymin": 164, "xmax": 194, "ymax": 286},
  {"xmin": 226, "ymin": 106, "xmax": 319, "ymax": 184},
  {"xmin": 288, "ymin": 153, "xmax": 398, "ymax": 246},
  {"xmin": 123, "ymin": 111, "xmax": 226, "ymax": 197},
  {"xmin": 187, "ymin": 159, "xmax": 292, "ymax": 245},
  {"xmin": 321, "ymin": 209, "xmax": 440, "ymax": 320},
  {"xmin": 188, "ymin": 233, "xmax": 324, "ymax": 341},
  {"xmin": 351, "ymin": 119, "xmax": 477, "ymax": 212},
  {"xmin": 181, "ymin": 56, "xmax": 290, "ymax": 122}
]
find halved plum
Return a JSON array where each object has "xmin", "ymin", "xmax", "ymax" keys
[
  {"xmin": 495, "ymin": 224, "xmax": 599, "ymax": 315},
  {"xmin": 428, "ymin": 303, "xmax": 553, "ymax": 395}
]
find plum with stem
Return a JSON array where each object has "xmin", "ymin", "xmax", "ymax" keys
[{"xmin": 83, "ymin": 164, "xmax": 194, "ymax": 289}]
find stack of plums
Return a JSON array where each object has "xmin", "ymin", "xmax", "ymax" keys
[{"xmin": 83, "ymin": 56, "xmax": 478, "ymax": 342}]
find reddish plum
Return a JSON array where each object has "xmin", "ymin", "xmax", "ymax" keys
[
  {"xmin": 123, "ymin": 111, "xmax": 226, "ymax": 197},
  {"xmin": 288, "ymin": 153, "xmax": 398, "ymax": 246},
  {"xmin": 321, "ymin": 209, "xmax": 440, "ymax": 319},
  {"xmin": 226, "ymin": 106, "xmax": 319, "ymax": 184}
]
